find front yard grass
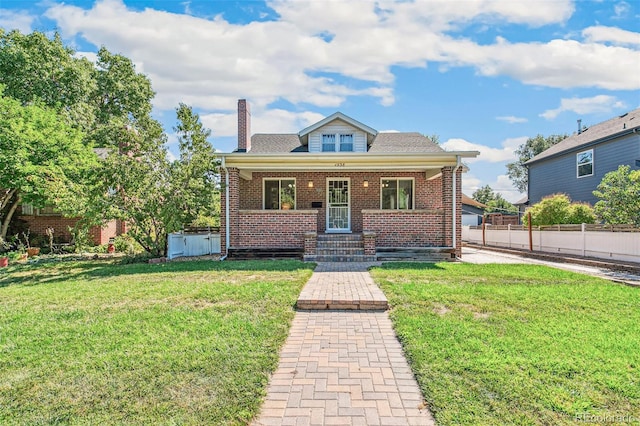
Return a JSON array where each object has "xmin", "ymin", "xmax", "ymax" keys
[
  {"xmin": 370, "ymin": 263, "xmax": 640, "ymax": 426},
  {"xmin": 0, "ymin": 259, "xmax": 314, "ymax": 425}
]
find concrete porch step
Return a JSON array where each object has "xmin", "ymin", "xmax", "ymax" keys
[
  {"xmin": 316, "ymin": 241, "xmax": 364, "ymax": 249},
  {"xmin": 317, "ymin": 233, "xmax": 363, "ymax": 241},
  {"xmin": 305, "ymin": 255, "xmax": 377, "ymax": 262},
  {"xmin": 317, "ymin": 248, "xmax": 365, "ymax": 256}
]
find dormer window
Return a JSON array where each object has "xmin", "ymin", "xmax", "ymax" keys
[
  {"xmin": 322, "ymin": 133, "xmax": 354, "ymax": 152},
  {"xmin": 340, "ymin": 134, "xmax": 353, "ymax": 151},
  {"xmin": 322, "ymin": 134, "xmax": 336, "ymax": 152}
]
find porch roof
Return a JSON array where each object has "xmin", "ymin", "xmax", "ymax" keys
[{"xmin": 220, "ymin": 151, "xmax": 478, "ymax": 178}]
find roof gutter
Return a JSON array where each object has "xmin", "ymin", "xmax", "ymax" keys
[
  {"xmin": 452, "ymin": 155, "xmax": 462, "ymax": 251},
  {"xmin": 220, "ymin": 156, "xmax": 229, "ymax": 261}
]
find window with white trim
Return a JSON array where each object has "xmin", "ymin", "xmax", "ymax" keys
[
  {"xmin": 381, "ymin": 179, "xmax": 414, "ymax": 210},
  {"xmin": 322, "ymin": 134, "xmax": 336, "ymax": 152},
  {"xmin": 322, "ymin": 133, "xmax": 354, "ymax": 152},
  {"xmin": 577, "ymin": 149, "xmax": 593, "ymax": 177},
  {"xmin": 264, "ymin": 179, "xmax": 296, "ymax": 210}
]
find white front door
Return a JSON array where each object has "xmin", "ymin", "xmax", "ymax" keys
[{"xmin": 327, "ymin": 178, "xmax": 350, "ymax": 232}]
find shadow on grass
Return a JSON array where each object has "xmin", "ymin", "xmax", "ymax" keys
[
  {"xmin": 0, "ymin": 258, "xmax": 316, "ymax": 289},
  {"xmin": 375, "ymin": 262, "xmax": 447, "ymax": 271}
]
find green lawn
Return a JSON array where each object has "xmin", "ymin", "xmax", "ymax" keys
[
  {"xmin": 0, "ymin": 259, "xmax": 314, "ymax": 425},
  {"xmin": 370, "ymin": 263, "xmax": 640, "ymax": 426}
]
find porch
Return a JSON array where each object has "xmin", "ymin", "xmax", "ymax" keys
[{"xmin": 225, "ymin": 208, "xmax": 456, "ymax": 261}]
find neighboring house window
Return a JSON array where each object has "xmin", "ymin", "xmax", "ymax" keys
[
  {"xmin": 264, "ymin": 179, "xmax": 296, "ymax": 210},
  {"xmin": 20, "ymin": 204, "xmax": 60, "ymax": 216},
  {"xmin": 381, "ymin": 178, "xmax": 414, "ymax": 210},
  {"xmin": 322, "ymin": 134, "xmax": 336, "ymax": 152},
  {"xmin": 577, "ymin": 149, "xmax": 593, "ymax": 177},
  {"xmin": 322, "ymin": 133, "xmax": 354, "ymax": 152}
]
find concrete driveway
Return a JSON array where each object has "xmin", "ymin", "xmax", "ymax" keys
[{"xmin": 461, "ymin": 246, "xmax": 640, "ymax": 286}]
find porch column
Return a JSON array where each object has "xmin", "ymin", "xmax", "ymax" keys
[{"xmin": 441, "ymin": 165, "xmax": 462, "ymax": 257}]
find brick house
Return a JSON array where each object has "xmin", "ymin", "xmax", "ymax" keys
[
  {"xmin": 15, "ymin": 148, "xmax": 125, "ymax": 247},
  {"xmin": 219, "ymin": 100, "xmax": 479, "ymax": 261},
  {"xmin": 18, "ymin": 204, "xmax": 125, "ymax": 246}
]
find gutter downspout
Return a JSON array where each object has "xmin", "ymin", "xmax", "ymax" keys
[
  {"xmin": 220, "ymin": 156, "xmax": 229, "ymax": 261},
  {"xmin": 452, "ymin": 155, "xmax": 462, "ymax": 258}
]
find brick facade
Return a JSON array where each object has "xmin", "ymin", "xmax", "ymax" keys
[
  {"xmin": 238, "ymin": 171, "xmax": 443, "ymax": 234},
  {"xmin": 362, "ymin": 209, "xmax": 445, "ymax": 247},
  {"xmin": 238, "ymin": 210, "xmax": 318, "ymax": 248},
  {"xmin": 221, "ymin": 166, "xmax": 463, "ymax": 255},
  {"xmin": 19, "ymin": 214, "xmax": 122, "ymax": 245}
]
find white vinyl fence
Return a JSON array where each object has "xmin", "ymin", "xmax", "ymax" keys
[
  {"xmin": 167, "ymin": 229, "xmax": 221, "ymax": 260},
  {"xmin": 463, "ymin": 224, "xmax": 640, "ymax": 263}
]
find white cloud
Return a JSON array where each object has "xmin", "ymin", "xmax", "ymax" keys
[
  {"xmin": 442, "ymin": 136, "xmax": 526, "ymax": 163},
  {"xmin": 540, "ymin": 95, "xmax": 627, "ymax": 120},
  {"xmin": 496, "ymin": 115, "xmax": 528, "ymax": 124},
  {"xmin": 0, "ymin": 9, "xmax": 35, "ymax": 33},
  {"xmin": 613, "ymin": 1, "xmax": 631, "ymax": 19},
  {"xmin": 41, "ymin": 0, "xmax": 639, "ymax": 119},
  {"xmin": 201, "ymin": 108, "xmax": 325, "ymax": 138},
  {"xmin": 583, "ymin": 25, "xmax": 640, "ymax": 46}
]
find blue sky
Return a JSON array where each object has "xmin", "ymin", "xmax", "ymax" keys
[{"xmin": 1, "ymin": 0, "xmax": 639, "ymax": 201}]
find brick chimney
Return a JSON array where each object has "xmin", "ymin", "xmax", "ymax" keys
[{"xmin": 237, "ymin": 99, "xmax": 251, "ymax": 152}]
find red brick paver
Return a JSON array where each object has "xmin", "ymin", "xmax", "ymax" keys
[
  {"xmin": 297, "ymin": 262, "xmax": 388, "ymax": 310},
  {"xmin": 253, "ymin": 263, "xmax": 434, "ymax": 426}
]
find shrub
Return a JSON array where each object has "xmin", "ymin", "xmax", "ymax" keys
[
  {"xmin": 113, "ymin": 234, "xmax": 144, "ymax": 255},
  {"xmin": 524, "ymin": 194, "xmax": 596, "ymax": 226}
]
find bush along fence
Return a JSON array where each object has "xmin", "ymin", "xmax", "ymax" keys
[{"xmin": 463, "ymin": 223, "xmax": 640, "ymax": 263}]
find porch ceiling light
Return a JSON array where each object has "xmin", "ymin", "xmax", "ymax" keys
[
  {"xmin": 308, "ymin": 180, "xmax": 314, "ymax": 188},
  {"xmin": 363, "ymin": 180, "xmax": 369, "ymax": 188}
]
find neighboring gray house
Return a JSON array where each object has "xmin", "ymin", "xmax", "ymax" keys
[
  {"xmin": 526, "ymin": 108, "xmax": 640, "ymax": 206},
  {"xmin": 462, "ymin": 194, "xmax": 486, "ymax": 226}
]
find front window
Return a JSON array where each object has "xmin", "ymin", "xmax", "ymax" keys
[
  {"xmin": 381, "ymin": 179, "xmax": 414, "ymax": 209},
  {"xmin": 577, "ymin": 149, "xmax": 593, "ymax": 177},
  {"xmin": 264, "ymin": 179, "xmax": 296, "ymax": 210}
]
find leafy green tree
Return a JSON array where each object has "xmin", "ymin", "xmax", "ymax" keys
[
  {"xmin": 0, "ymin": 90, "xmax": 97, "ymax": 239},
  {"xmin": 485, "ymin": 197, "xmax": 518, "ymax": 215},
  {"xmin": 0, "ymin": 29, "xmax": 96, "ymax": 131},
  {"xmin": 472, "ymin": 185, "xmax": 495, "ymax": 205},
  {"xmin": 472, "ymin": 185, "xmax": 517, "ymax": 214},
  {"xmin": 1, "ymin": 30, "xmax": 222, "ymax": 255},
  {"xmin": 524, "ymin": 193, "xmax": 595, "ymax": 226},
  {"xmin": 172, "ymin": 103, "xmax": 220, "ymax": 227},
  {"xmin": 593, "ymin": 165, "xmax": 640, "ymax": 226},
  {"xmin": 506, "ymin": 134, "xmax": 567, "ymax": 193}
]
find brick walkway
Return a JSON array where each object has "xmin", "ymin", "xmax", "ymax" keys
[
  {"xmin": 253, "ymin": 263, "xmax": 435, "ymax": 426},
  {"xmin": 297, "ymin": 262, "xmax": 388, "ymax": 311}
]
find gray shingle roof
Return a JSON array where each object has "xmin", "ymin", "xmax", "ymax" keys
[
  {"xmin": 527, "ymin": 108, "xmax": 640, "ymax": 164},
  {"xmin": 245, "ymin": 134, "xmax": 308, "ymax": 153},
  {"xmin": 244, "ymin": 132, "xmax": 443, "ymax": 154},
  {"xmin": 368, "ymin": 132, "xmax": 444, "ymax": 153}
]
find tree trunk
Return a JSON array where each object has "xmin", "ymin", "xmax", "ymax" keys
[
  {"xmin": 1, "ymin": 194, "xmax": 21, "ymax": 240},
  {"xmin": 0, "ymin": 189, "xmax": 16, "ymax": 212}
]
